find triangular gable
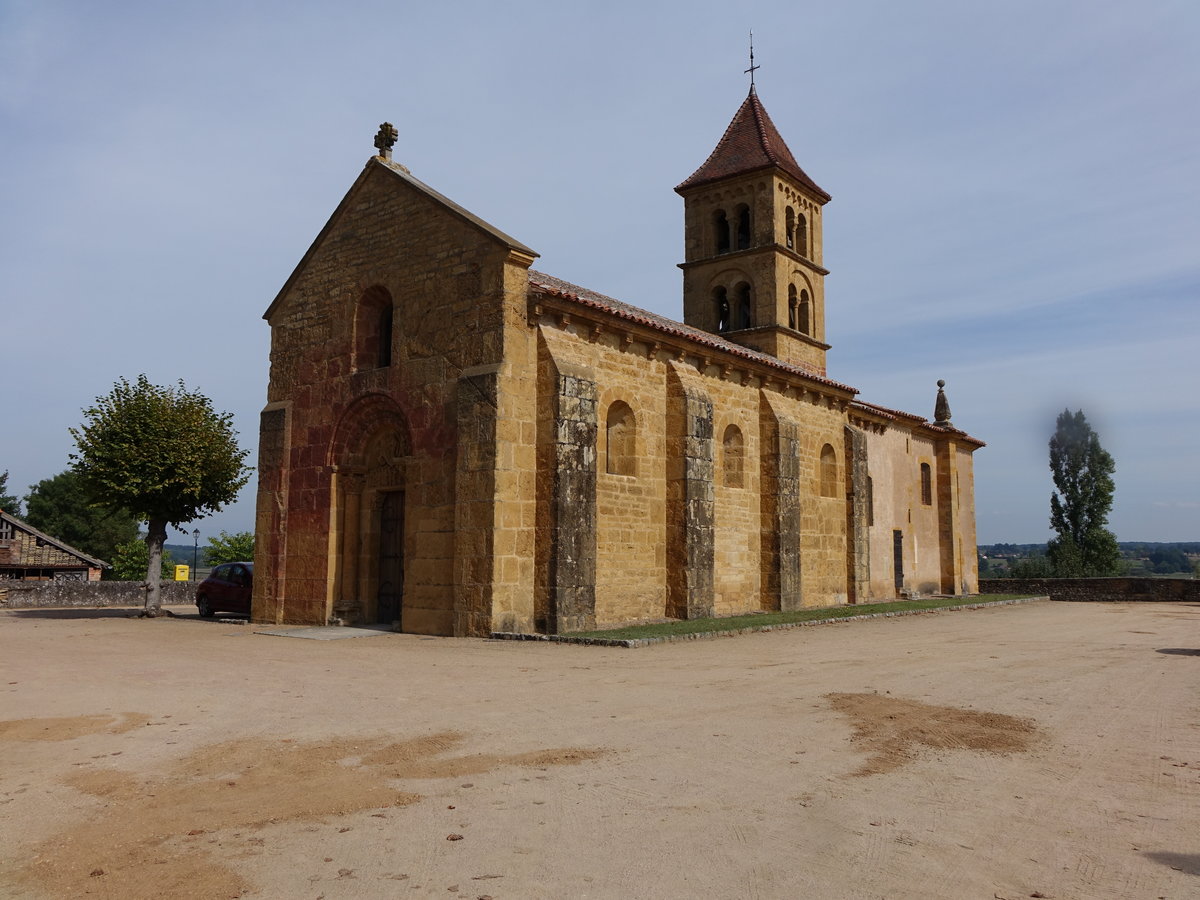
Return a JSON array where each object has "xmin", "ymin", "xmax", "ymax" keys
[{"xmin": 264, "ymin": 157, "xmax": 539, "ymax": 320}]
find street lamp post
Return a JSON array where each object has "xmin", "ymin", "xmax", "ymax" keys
[{"xmin": 192, "ymin": 529, "xmax": 200, "ymax": 581}]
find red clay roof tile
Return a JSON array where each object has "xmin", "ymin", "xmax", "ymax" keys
[
  {"xmin": 528, "ymin": 271, "xmax": 855, "ymax": 393},
  {"xmin": 527, "ymin": 272, "xmax": 983, "ymax": 444}
]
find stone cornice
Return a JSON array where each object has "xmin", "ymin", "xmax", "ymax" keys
[
  {"xmin": 527, "ymin": 291, "xmax": 856, "ymax": 403},
  {"xmin": 677, "ymin": 244, "xmax": 830, "ymax": 276}
]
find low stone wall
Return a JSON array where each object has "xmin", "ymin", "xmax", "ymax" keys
[
  {"xmin": 0, "ymin": 580, "xmax": 196, "ymax": 609},
  {"xmin": 980, "ymin": 577, "xmax": 1199, "ymax": 603}
]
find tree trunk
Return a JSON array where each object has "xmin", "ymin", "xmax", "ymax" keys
[{"xmin": 144, "ymin": 518, "xmax": 168, "ymax": 615}]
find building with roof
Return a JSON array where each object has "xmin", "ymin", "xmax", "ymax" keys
[
  {"xmin": 0, "ymin": 509, "xmax": 107, "ymax": 582},
  {"xmin": 254, "ymin": 88, "xmax": 984, "ymax": 635}
]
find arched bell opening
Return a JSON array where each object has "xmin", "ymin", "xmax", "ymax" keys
[
  {"xmin": 734, "ymin": 204, "xmax": 751, "ymax": 250},
  {"xmin": 734, "ymin": 281, "xmax": 753, "ymax": 330}
]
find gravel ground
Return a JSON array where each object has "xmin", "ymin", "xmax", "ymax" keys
[{"xmin": 1, "ymin": 599, "xmax": 1197, "ymax": 899}]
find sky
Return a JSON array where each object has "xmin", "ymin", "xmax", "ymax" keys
[{"xmin": 1, "ymin": 0, "xmax": 1197, "ymax": 547}]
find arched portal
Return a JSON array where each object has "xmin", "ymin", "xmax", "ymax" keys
[{"xmin": 328, "ymin": 394, "xmax": 412, "ymax": 627}]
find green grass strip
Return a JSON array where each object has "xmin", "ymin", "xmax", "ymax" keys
[{"xmin": 567, "ymin": 594, "xmax": 1039, "ymax": 641}]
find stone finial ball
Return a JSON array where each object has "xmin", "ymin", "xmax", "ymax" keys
[{"xmin": 937, "ymin": 379, "xmax": 945, "ymax": 388}]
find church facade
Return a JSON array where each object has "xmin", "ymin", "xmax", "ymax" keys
[{"xmin": 253, "ymin": 89, "xmax": 983, "ymax": 635}]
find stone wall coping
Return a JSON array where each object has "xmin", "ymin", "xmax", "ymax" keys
[
  {"xmin": 980, "ymin": 577, "xmax": 1199, "ymax": 603},
  {"xmin": 0, "ymin": 580, "xmax": 196, "ymax": 609}
]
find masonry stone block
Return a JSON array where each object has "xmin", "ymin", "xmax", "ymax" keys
[
  {"xmin": 844, "ymin": 424, "xmax": 869, "ymax": 603},
  {"xmin": 548, "ymin": 372, "xmax": 598, "ymax": 633},
  {"xmin": 775, "ymin": 417, "xmax": 803, "ymax": 611}
]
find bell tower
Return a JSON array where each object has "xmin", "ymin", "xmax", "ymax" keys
[{"xmin": 676, "ymin": 86, "xmax": 832, "ymax": 374}]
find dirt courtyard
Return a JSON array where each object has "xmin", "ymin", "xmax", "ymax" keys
[{"xmin": 1, "ymin": 600, "xmax": 1197, "ymax": 899}]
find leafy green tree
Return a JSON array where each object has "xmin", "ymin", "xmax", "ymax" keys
[
  {"xmin": 1147, "ymin": 547, "xmax": 1191, "ymax": 574},
  {"xmin": 22, "ymin": 469, "xmax": 139, "ymax": 569},
  {"xmin": 70, "ymin": 375, "xmax": 251, "ymax": 615},
  {"xmin": 205, "ymin": 530, "xmax": 256, "ymax": 567},
  {"xmin": 1010, "ymin": 551, "xmax": 1053, "ymax": 578},
  {"xmin": 110, "ymin": 534, "xmax": 176, "ymax": 582},
  {"xmin": 1046, "ymin": 409, "xmax": 1121, "ymax": 577},
  {"xmin": 0, "ymin": 470, "xmax": 21, "ymax": 516}
]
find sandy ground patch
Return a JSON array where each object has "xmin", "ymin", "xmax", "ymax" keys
[
  {"xmin": 0, "ymin": 600, "xmax": 1197, "ymax": 899},
  {"xmin": 825, "ymin": 692, "xmax": 1041, "ymax": 776}
]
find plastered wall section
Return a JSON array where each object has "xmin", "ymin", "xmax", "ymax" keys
[
  {"xmin": 909, "ymin": 434, "xmax": 944, "ymax": 594},
  {"xmin": 863, "ymin": 426, "xmax": 979, "ymax": 598},
  {"xmin": 863, "ymin": 425, "xmax": 908, "ymax": 599},
  {"xmin": 952, "ymin": 444, "xmax": 980, "ymax": 593}
]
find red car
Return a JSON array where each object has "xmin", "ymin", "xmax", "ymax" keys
[{"xmin": 196, "ymin": 562, "xmax": 253, "ymax": 618}]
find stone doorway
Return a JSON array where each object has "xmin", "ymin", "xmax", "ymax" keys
[
  {"xmin": 376, "ymin": 490, "xmax": 404, "ymax": 625},
  {"xmin": 329, "ymin": 406, "xmax": 410, "ymax": 628}
]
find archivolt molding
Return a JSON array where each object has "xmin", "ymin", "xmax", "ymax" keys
[
  {"xmin": 353, "ymin": 268, "xmax": 394, "ymax": 298},
  {"xmin": 788, "ymin": 269, "xmax": 815, "ymax": 295},
  {"xmin": 705, "ymin": 267, "xmax": 754, "ymax": 294},
  {"xmin": 596, "ymin": 387, "xmax": 648, "ymax": 432},
  {"xmin": 714, "ymin": 411, "xmax": 751, "ymax": 450},
  {"xmin": 327, "ymin": 391, "xmax": 412, "ymax": 471}
]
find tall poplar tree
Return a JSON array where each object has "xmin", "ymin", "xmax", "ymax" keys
[
  {"xmin": 1047, "ymin": 409, "xmax": 1121, "ymax": 577},
  {"xmin": 70, "ymin": 376, "xmax": 251, "ymax": 615}
]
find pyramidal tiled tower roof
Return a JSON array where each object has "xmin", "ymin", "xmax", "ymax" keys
[{"xmin": 676, "ymin": 87, "xmax": 830, "ymax": 201}]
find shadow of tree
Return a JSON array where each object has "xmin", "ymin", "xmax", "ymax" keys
[
  {"xmin": 3, "ymin": 605, "xmax": 231, "ymax": 621},
  {"xmin": 1156, "ymin": 648, "xmax": 1200, "ymax": 656},
  {"xmin": 1142, "ymin": 850, "xmax": 1200, "ymax": 875},
  {"xmin": 6, "ymin": 606, "xmax": 145, "ymax": 620}
]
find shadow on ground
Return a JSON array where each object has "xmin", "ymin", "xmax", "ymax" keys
[
  {"xmin": 1141, "ymin": 851, "xmax": 1200, "ymax": 875},
  {"xmin": 3, "ymin": 606, "xmax": 243, "ymax": 622},
  {"xmin": 1156, "ymin": 648, "xmax": 1200, "ymax": 656}
]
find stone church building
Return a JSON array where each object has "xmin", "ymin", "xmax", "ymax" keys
[{"xmin": 253, "ymin": 87, "xmax": 983, "ymax": 635}]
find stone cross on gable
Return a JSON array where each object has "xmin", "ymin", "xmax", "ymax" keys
[{"xmin": 374, "ymin": 122, "xmax": 399, "ymax": 160}]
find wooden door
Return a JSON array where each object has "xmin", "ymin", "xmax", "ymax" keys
[{"xmin": 377, "ymin": 491, "xmax": 404, "ymax": 625}]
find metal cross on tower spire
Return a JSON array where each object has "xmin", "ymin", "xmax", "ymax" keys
[{"xmin": 744, "ymin": 31, "xmax": 760, "ymax": 87}]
